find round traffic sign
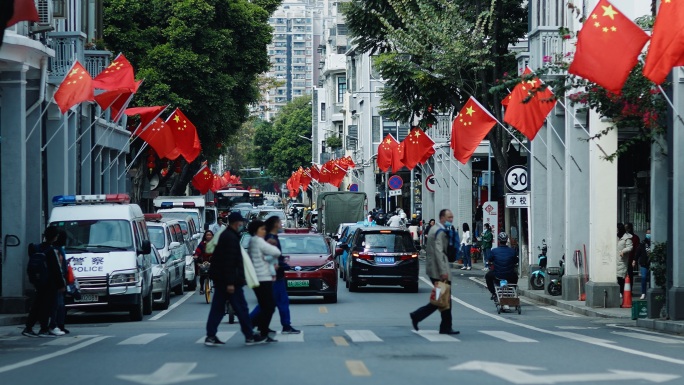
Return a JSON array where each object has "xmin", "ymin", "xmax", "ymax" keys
[
  {"xmin": 425, "ymin": 174, "xmax": 436, "ymax": 193},
  {"xmin": 505, "ymin": 166, "xmax": 528, "ymax": 192},
  {"xmin": 349, "ymin": 183, "xmax": 359, "ymax": 192},
  {"xmin": 388, "ymin": 175, "xmax": 403, "ymax": 190}
]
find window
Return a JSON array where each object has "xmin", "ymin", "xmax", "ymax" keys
[
  {"xmin": 53, "ymin": 220, "xmax": 134, "ymax": 250},
  {"xmin": 321, "ymin": 103, "xmax": 326, "ymax": 121},
  {"xmin": 372, "ymin": 116, "xmax": 381, "ymax": 142},
  {"xmin": 337, "ymin": 76, "xmax": 346, "ymax": 103}
]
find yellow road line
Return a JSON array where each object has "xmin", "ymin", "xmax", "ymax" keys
[
  {"xmin": 346, "ymin": 360, "xmax": 371, "ymax": 376},
  {"xmin": 332, "ymin": 336, "xmax": 349, "ymax": 346},
  {"xmin": 324, "ymin": 323, "xmax": 335, "ymax": 328},
  {"xmin": 319, "ymin": 306, "xmax": 328, "ymax": 314}
]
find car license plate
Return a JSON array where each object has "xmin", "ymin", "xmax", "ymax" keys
[
  {"xmin": 74, "ymin": 294, "xmax": 98, "ymax": 303},
  {"xmin": 375, "ymin": 257, "xmax": 394, "ymax": 264},
  {"xmin": 287, "ymin": 280, "xmax": 309, "ymax": 288}
]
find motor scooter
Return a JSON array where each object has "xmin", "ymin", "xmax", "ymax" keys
[
  {"xmin": 529, "ymin": 242, "xmax": 548, "ymax": 290},
  {"xmin": 547, "ymin": 256, "xmax": 565, "ymax": 296}
]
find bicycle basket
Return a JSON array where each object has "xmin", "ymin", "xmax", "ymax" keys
[{"xmin": 200, "ymin": 262, "xmax": 211, "ymax": 274}]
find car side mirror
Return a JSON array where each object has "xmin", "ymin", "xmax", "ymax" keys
[
  {"xmin": 335, "ymin": 247, "xmax": 343, "ymax": 256},
  {"xmin": 160, "ymin": 255, "xmax": 167, "ymax": 264},
  {"xmin": 340, "ymin": 243, "xmax": 349, "ymax": 251},
  {"xmin": 169, "ymin": 242, "xmax": 181, "ymax": 249},
  {"xmin": 139, "ymin": 240, "xmax": 151, "ymax": 255}
]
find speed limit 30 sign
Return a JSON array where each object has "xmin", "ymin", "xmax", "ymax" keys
[{"xmin": 505, "ymin": 166, "xmax": 528, "ymax": 193}]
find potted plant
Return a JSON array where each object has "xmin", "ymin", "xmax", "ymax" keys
[{"xmin": 648, "ymin": 241, "xmax": 667, "ymax": 319}]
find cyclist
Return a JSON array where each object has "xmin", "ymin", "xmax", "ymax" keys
[
  {"xmin": 485, "ymin": 232, "xmax": 519, "ymax": 300},
  {"xmin": 194, "ymin": 230, "xmax": 214, "ymax": 295}
]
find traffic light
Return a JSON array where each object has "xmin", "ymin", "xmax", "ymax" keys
[{"xmin": 260, "ymin": 167, "xmax": 265, "ymax": 176}]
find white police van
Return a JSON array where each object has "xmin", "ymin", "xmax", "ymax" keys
[{"xmin": 49, "ymin": 194, "xmax": 154, "ymax": 321}]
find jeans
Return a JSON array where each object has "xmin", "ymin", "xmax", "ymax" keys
[
  {"xmin": 26, "ymin": 287, "xmax": 57, "ymax": 331},
  {"xmin": 640, "ymin": 267, "xmax": 650, "ymax": 296},
  {"xmin": 461, "ymin": 244, "xmax": 471, "ymax": 267},
  {"xmin": 206, "ymin": 284, "xmax": 254, "ymax": 339},
  {"xmin": 252, "ymin": 281, "xmax": 276, "ymax": 336},
  {"xmin": 410, "ymin": 278, "xmax": 453, "ymax": 332},
  {"xmin": 49, "ymin": 292, "xmax": 65, "ymax": 330},
  {"xmin": 250, "ymin": 279, "xmax": 292, "ymax": 327},
  {"xmin": 483, "ymin": 248, "xmax": 491, "ymax": 263}
]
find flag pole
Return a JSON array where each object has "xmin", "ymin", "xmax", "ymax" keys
[
  {"xmin": 26, "ymin": 96, "xmax": 55, "ymax": 143},
  {"xmin": 68, "ymin": 91, "xmax": 129, "ymax": 151},
  {"xmin": 117, "ymin": 142, "xmax": 148, "ymax": 180},
  {"xmin": 40, "ymin": 111, "xmax": 74, "ymax": 152}
]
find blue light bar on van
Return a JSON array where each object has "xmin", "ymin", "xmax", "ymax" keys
[
  {"xmin": 160, "ymin": 202, "xmax": 196, "ymax": 209},
  {"xmin": 52, "ymin": 194, "xmax": 130, "ymax": 206}
]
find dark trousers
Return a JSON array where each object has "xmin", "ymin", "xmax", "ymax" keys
[
  {"xmin": 26, "ymin": 287, "xmax": 56, "ymax": 331},
  {"xmin": 251, "ymin": 279, "xmax": 291, "ymax": 327},
  {"xmin": 206, "ymin": 284, "xmax": 254, "ymax": 339},
  {"xmin": 49, "ymin": 292, "xmax": 66, "ymax": 330},
  {"xmin": 411, "ymin": 279, "xmax": 452, "ymax": 333},
  {"xmin": 485, "ymin": 271, "xmax": 518, "ymax": 295},
  {"xmin": 252, "ymin": 281, "xmax": 276, "ymax": 336}
]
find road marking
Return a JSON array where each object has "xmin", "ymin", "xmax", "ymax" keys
[
  {"xmin": 324, "ymin": 323, "xmax": 335, "ymax": 327},
  {"xmin": 149, "ymin": 292, "xmax": 194, "ymax": 321},
  {"xmin": 0, "ymin": 336, "xmax": 109, "ymax": 374},
  {"xmin": 332, "ymin": 336, "xmax": 349, "ymax": 346},
  {"xmin": 319, "ymin": 306, "xmax": 328, "ymax": 314},
  {"xmin": 556, "ymin": 326, "xmax": 599, "ymax": 330},
  {"xmin": 118, "ymin": 333, "xmax": 167, "ymax": 345},
  {"xmin": 195, "ymin": 332, "xmax": 235, "ymax": 344},
  {"xmin": 413, "ymin": 330, "xmax": 460, "ymax": 342},
  {"xmin": 420, "ymin": 276, "xmax": 684, "ymax": 366},
  {"xmin": 41, "ymin": 335, "xmax": 101, "ymax": 346},
  {"xmin": 346, "ymin": 360, "xmax": 371, "ymax": 376},
  {"xmin": 608, "ymin": 323, "xmax": 684, "ymax": 340},
  {"xmin": 118, "ymin": 362, "xmax": 215, "ymax": 385},
  {"xmin": 479, "ymin": 331, "xmax": 537, "ymax": 343},
  {"xmin": 345, "ymin": 330, "xmax": 382, "ymax": 342},
  {"xmin": 277, "ymin": 331, "xmax": 304, "ymax": 342},
  {"xmin": 612, "ymin": 331, "xmax": 684, "ymax": 344},
  {"xmin": 0, "ymin": 337, "xmax": 21, "ymax": 341}
]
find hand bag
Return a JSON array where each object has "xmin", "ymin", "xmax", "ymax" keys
[
  {"xmin": 429, "ymin": 281, "xmax": 451, "ymax": 310},
  {"xmin": 240, "ymin": 247, "xmax": 260, "ymax": 289}
]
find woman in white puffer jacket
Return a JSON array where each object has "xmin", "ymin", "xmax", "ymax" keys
[{"xmin": 247, "ymin": 220, "xmax": 281, "ymax": 342}]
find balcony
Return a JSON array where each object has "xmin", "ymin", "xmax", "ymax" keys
[
  {"xmin": 426, "ymin": 115, "xmax": 452, "ymax": 144},
  {"xmin": 528, "ymin": 26, "xmax": 565, "ymax": 77},
  {"xmin": 47, "ymin": 31, "xmax": 87, "ymax": 83},
  {"xmin": 84, "ymin": 50, "xmax": 112, "ymax": 78}
]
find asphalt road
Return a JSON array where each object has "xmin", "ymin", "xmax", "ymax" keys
[{"xmin": 1, "ymin": 267, "xmax": 683, "ymax": 385}]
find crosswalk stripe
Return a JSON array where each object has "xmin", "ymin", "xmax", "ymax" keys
[
  {"xmin": 41, "ymin": 335, "xmax": 100, "ymax": 346},
  {"xmin": 345, "ymin": 330, "xmax": 382, "ymax": 342},
  {"xmin": 277, "ymin": 331, "xmax": 304, "ymax": 342},
  {"xmin": 118, "ymin": 333, "xmax": 167, "ymax": 345},
  {"xmin": 413, "ymin": 330, "xmax": 460, "ymax": 342},
  {"xmin": 612, "ymin": 331, "xmax": 684, "ymax": 344},
  {"xmin": 479, "ymin": 331, "xmax": 537, "ymax": 343},
  {"xmin": 195, "ymin": 331, "xmax": 236, "ymax": 344}
]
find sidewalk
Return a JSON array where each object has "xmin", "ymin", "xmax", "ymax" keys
[{"xmin": 451, "ymin": 260, "xmax": 684, "ymax": 335}]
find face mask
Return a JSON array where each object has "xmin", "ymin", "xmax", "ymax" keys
[
  {"xmin": 645, "ymin": 234, "xmax": 651, "ymax": 240},
  {"xmin": 444, "ymin": 221, "xmax": 452, "ymax": 228},
  {"xmin": 238, "ymin": 224, "xmax": 246, "ymax": 232},
  {"xmin": 278, "ymin": 228, "xmax": 284, "ymax": 234}
]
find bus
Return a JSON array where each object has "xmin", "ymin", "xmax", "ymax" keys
[
  {"xmin": 215, "ymin": 189, "xmax": 251, "ymax": 215},
  {"xmin": 249, "ymin": 189, "xmax": 265, "ymax": 207}
]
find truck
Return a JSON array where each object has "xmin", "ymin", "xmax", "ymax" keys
[
  {"xmin": 316, "ymin": 192, "xmax": 367, "ymax": 236},
  {"xmin": 152, "ymin": 195, "xmax": 218, "ymax": 232}
]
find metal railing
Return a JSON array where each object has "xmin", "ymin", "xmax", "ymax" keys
[
  {"xmin": 426, "ymin": 115, "xmax": 452, "ymax": 143},
  {"xmin": 528, "ymin": 26, "xmax": 565, "ymax": 75},
  {"xmin": 47, "ymin": 31, "xmax": 87, "ymax": 81},
  {"xmin": 84, "ymin": 50, "xmax": 112, "ymax": 78}
]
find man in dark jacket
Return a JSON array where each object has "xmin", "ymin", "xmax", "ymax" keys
[
  {"xmin": 23, "ymin": 226, "xmax": 65, "ymax": 337},
  {"xmin": 204, "ymin": 212, "xmax": 266, "ymax": 346},
  {"xmin": 486, "ymin": 232, "xmax": 519, "ymax": 300}
]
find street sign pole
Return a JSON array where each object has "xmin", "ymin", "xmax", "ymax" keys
[{"xmin": 410, "ymin": 169, "xmax": 415, "ymax": 216}]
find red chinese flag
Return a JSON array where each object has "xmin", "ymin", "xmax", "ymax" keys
[
  {"xmin": 95, "ymin": 80, "xmax": 142, "ymax": 118},
  {"xmin": 568, "ymin": 0, "xmax": 649, "ymax": 94},
  {"xmin": 504, "ymin": 69, "xmax": 557, "ymax": 140},
  {"xmin": 392, "ymin": 141, "xmax": 406, "ymax": 173},
  {"xmin": 399, "ymin": 128, "xmax": 435, "ymax": 170},
  {"xmin": 319, "ymin": 161, "xmax": 332, "ymax": 184},
  {"xmin": 451, "ymin": 97, "xmax": 498, "ymax": 164},
  {"xmin": 501, "ymin": 92, "xmax": 513, "ymax": 107},
  {"xmin": 133, "ymin": 118, "xmax": 177, "ymax": 159},
  {"xmin": 340, "ymin": 156, "xmax": 356, "ymax": 169},
  {"xmin": 6, "ymin": 0, "xmax": 39, "ymax": 27},
  {"xmin": 643, "ymin": 0, "xmax": 684, "ymax": 85},
  {"xmin": 329, "ymin": 161, "xmax": 347, "ymax": 188},
  {"xmin": 125, "ymin": 105, "xmax": 166, "ymax": 133},
  {"xmin": 377, "ymin": 134, "xmax": 399, "ymax": 172},
  {"xmin": 310, "ymin": 164, "xmax": 321, "ymax": 181},
  {"xmin": 191, "ymin": 166, "xmax": 214, "ymax": 195},
  {"xmin": 166, "ymin": 108, "xmax": 201, "ymax": 163},
  {"xmin": 300, "ymin": 168, "xmax": 312, "ymax": 191},
  {"xmin": 54, "ymin": 61, "xmax": 95, "ymax": 114},
  {"xmin": 92, "ymin": 53, "xmax": 137, "ymax": 91}
]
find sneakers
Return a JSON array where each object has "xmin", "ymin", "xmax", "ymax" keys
[
  {"xmin": 265, "ymin": 336, "xmax": 278, "ymax": 343},
  {"xmin": 409, "ymin": 312, "xmax": 419, "ymax": 331},
  {"xmin": 61, "ymin": 328, "xmax": 70, "ymax": 334},
  {"xmin": 204, "ymin": 335, "xmax": 225, "ymax": 346},
  {"xmin": 245, "ymin": 335, "xmax": 267, "ymax": 346},
  {"xmin": 37, "ymin": 330, "xmax": 56, "ymax": 338},
  {"xmin": 49, "ymin": 327, "xmax": 65, "ymax": 336},
  {"xmin": 466, "ymin": 267, "xmax": 472, "ymax": 270},
  {"xmin": 281, "ymin": 327, "xmax": 300, "ymax": 335},
  {"xmin": 22, "ymin": 328, "xmax": 39, "ymax": 338},
  {"xmin": 640, "ymin": 294, "xmax": 646, "ymax": 300},
  {"xmin": 460, "ymin": 267, "xmax": 467, "ymax": 270}
]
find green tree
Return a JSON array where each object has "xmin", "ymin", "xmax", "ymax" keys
[
  {"xmin": 103, "ymin": 0, "xmax": 281, "ymax": 194},
  {"xmin": 251, "ymin": 119, "xmax": 276, "ymax": 168},
  {"xmin": 265, "ymin": 96, "xmax": 312, "ymax": 178},
  {"xmin": 343, "ymin": 0, "xmax": 527, "ymax": 174}
]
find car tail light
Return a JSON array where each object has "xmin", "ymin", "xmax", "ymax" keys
[
  {"xmin": 335, "ymin": 248, "xmax": 343, "ymax": 256},
  {"xmin": 400, "ymin": 253, "xmax": 419, "ymax": 261},
  {"xmin": 354, "ymin": 252, "xmax": 373, "ymax": 260}
]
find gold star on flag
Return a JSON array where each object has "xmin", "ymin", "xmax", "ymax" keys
[
  {"xmin": 465, "ymin": 106, "xmax": 475, "ymax": 116},
  {"xmin": 173, "ymin": 115, "xmax": 180, "ymax": 123},
  {"xmin": 591, "ymin": 14, "xmax": 598, "ymax": 19},
  {"xmin": 611, "ymin": 26, "xmax": 617, "ymax": 32},
  {"xmin": 385, "ymin": 138, "xmax": 391, "ymax": 144},
  {"xmin": 602, "ymin": 27, "xmax": 608, "ymax": 32},
  {"xmin": 414, "ymin": 130, "xmax": 421, "ymax": 137},
  {"xmin": 594, "ymin": 22, "xmax": 600, "ymax": 28},
  {"xmin": 601, "ymin": 4, "xmax": 618, "ymax": 20},
  {"xmin": 69, "ymin": 68, "xmax": 79, "ymax": 77}
]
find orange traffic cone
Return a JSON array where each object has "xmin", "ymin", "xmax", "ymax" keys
[{"xmin": 622, "ymin": 275, "xmax": 632, "ymax": 308}]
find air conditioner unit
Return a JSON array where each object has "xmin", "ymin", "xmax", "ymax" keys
[{"xmin": 36, "ymin": 0, "xmax": 53, "ymax": 25}]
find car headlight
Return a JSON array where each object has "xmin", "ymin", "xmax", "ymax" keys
[
  {"xmin": 110, "ymin": 271, "xmax": 139, "ymax": 285},
  {"xmin": 317, "ymin": 261, "xmax": 336, "ymax": 270}
]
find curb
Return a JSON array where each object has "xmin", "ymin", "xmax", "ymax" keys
[
  {"xmin": 517, "ymin": 288, "xmax": 631, "ymax": 319},
  {"xmin": 0, "ymin": 315, "xmax": 26, "ymax": 327}
]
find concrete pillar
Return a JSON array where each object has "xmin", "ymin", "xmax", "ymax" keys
[
  {"xmin": 562, "ymin": 107, "xmax": 590, "ymax": 301},
  {"xmin": 0, "ymin": 67, "xmax": 29, "ymax": 310},
  {"xmin": 648, "ymin": 135, "xmax": 667, "ymax": 317},
  {"xmin": 529, "ymin": 127, "xmax": 548, "ymax": 267},
  {"xmin": 669, "ymin": 70, "xmax": 684, "ymax": 320},
  {"xmin": 458, "ymin": 160, "xmax": 473, "ymax": 233},
  {"xmin": 81, "ymin": 119, "xmax": 93, "ymax": 194},
  {"xmin": 93, "ymin": 145, "xmax": 102, "ymax": 194},
  {"xmin": 46, "ymin": 108, "xmax": 68, "ymax": 215},
  {"xmin": 102, "ymin": 149, "xmax": 111, "ymax": 193},
  {"xmin": 546, "ymin": 115, "xmax": 566, "ymax": 273},
  {"xmin": 586, "ymin": 112, "xmax": 620, "ymax": 308},
  {"xmin": 363, "ymin": 166, "xmax": 375, "ymax": 213}
]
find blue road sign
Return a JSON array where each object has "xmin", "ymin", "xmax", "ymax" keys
[{"xmin": 388, "ymin": 175, "xmax": 403, "ymax": 190}]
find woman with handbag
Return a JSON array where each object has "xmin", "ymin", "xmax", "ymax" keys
[{"xmin": 247, "ymin": 220, "xmax": 281, "ymax": 343}]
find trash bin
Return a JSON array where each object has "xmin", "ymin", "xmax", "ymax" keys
[{"xmin": 631, "ymin": 300, "xmax": 648, "ymax": 320}]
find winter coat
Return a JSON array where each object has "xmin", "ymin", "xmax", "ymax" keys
[
  {"xmin": 209, "ymin": 227, "xmax": 245, "ymax": 286},
  {"xmin": 616, "ymin": 233, "xmax": 633, "ymax": 278},
  {"xmin": 248, "ymin": 236, "xmax": 281, "ymax": 282},
  {"xmin": 425, "ymin": 224, "xmax": 450, "ymax": 280}
]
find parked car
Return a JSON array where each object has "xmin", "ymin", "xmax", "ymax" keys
[
  {"xmin": 257, "ymin": 209, "xmax": 287, "ymax": 223},
  {"xmin": 343, "ymin": 227, "xmax": 419, "ymax": 292},
  {"xmin": 159, "ymin": 217, "xmax": 196, "ymax": 291},
  {"xmin": 149, "ymin": 245, "xmax": 171, "ymax": 310},
  {"xmin": 280, "ymin": 233, "xmax": 338, "ymax": 303},
  {"xmin": 145, "ymin": 214, "xmax": 186, "ymax": 296}
]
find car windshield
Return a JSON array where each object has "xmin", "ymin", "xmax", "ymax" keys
[
  {"xmin": 205, "ymin": 210, "xmax": 216, "ymax": 226},
  {"xmin": 359, "ymin": 232, "xmax": 414, "ymax": 252},
  {"xmin": 51, "ymin": 220, "xmax": 134, "ymax": 251},
  {"xmin": 159, "ymin": 212, "xmax": 200, "ymax": 229},
  {"xmin": 280, "ymin": 236, "xmax": 329, "ymax": 254},
  {"xmin": 147, "ymin": 226, "xmax": 165, "ymax": 250},
  {"xmin": 258, "ymin": 211, "xmax": 286, "ymax": 221}
]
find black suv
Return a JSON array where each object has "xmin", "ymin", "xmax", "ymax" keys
[{"xmin": 344, "ymin": 227, "xmax": 419, "ymax": 292}]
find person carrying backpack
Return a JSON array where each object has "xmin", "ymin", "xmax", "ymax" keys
[{"xmin": 23, "ymin": 226, "xmax": 66, "ymax": 338}]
